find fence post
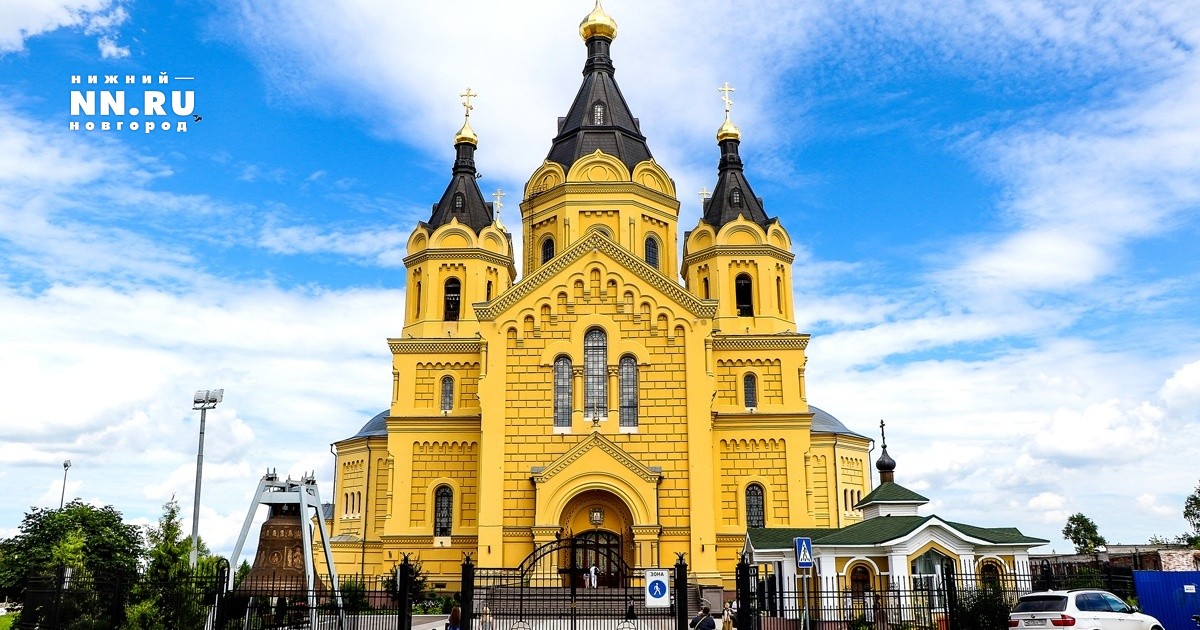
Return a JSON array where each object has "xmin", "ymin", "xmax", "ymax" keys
[
  {"xmin": 675, "ymin": 553, "xmax": 689, "ymax": 630},
  {"xmin": 397, "ymin": 554, "xmax": 413, "ymax": 630},
  {"xmin": 735, "ymin": 556, "xmax": 753, "ymax": 630},
  {"xmin": 943, "ymin": 560, "xmax": 959, "ymax": 630},
  {"xmin": 461, "ymin": 553, "xmax": 476, "ymax": 630}
]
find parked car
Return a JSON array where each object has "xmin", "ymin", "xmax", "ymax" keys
[{"xmin": 1008, "ymin": 589, "xmax": 1163, "ymax": 629}]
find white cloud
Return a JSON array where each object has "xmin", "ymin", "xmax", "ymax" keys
[{"xmin": 0, "ymin": 0, "xmax": 128, "ymax": 57}]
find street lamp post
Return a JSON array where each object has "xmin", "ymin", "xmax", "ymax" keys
[
  {"xmin": 59, "ymin": 459, "xmax": 71, "ymax": 509},
  {"xmin": 190, "ymin": 388, "xmax": 223, "ymax": 568}
]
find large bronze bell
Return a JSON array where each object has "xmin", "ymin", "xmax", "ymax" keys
[{"xmin": 236, "ymin": 502, "xmax": 326, "ymax": 597}]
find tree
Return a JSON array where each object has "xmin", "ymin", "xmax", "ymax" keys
[
  {"xmin": 126, "ymin": 498, "xmax": 214, "ymax": 630},
  {"xmin": 1062, "ymin": 512, "xmax": 1107, "ymax": 554},
  {"xmin": 0, "ymin": 500, "xmax": 143, "ymax": 601}
]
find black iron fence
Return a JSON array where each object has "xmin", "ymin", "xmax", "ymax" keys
[
  {"xmin": 18, "ymin": 560, "xmax": 426, "ymax": 630},
  {"xmin": 735, "ymin": 559, "xmax": 1137, "ymax": 630}
]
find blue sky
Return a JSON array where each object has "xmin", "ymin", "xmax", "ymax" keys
[{"xmin": 1, "ymin": 0, "xmax": 1198, "ymax": 558}]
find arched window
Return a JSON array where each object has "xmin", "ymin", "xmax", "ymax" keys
[
  {"xmin": 735, "ymin": 273, "xmax": 754, "ymax": 316},
  {"xmin": 414, "ymin": 281, "xmax": 422, "ymax": 317},
  {"xmin": 584, "ymin": 328, "xmax": 607, "ymax": 418},
  {"xmin": 542, "ymin": 237, "xmax": 555, "ymax": 264},
  {"xmin": 619, "ymin": 355, "xmax": 638, "ymax": 427},
  {"xmin": 453, "ymin": 193, "xmax": 464, "ymax": 211},
  {"xmin": 731, "ymin": 188, "xmax": 742, "ymax": 206},
  {"xmin": 980, "ymin": 562, "xmax": 1001, "ymax": 587},
  {"xmin": 644, "ymin": 236, "xmax": 660, "ymax": 270},
  {"xmin": 776, "ymin": 276, "xmax": 783, "ymax": 313},
  {"xmin": 440, "ymin": 375, "xmax": 454, "ymax": 411},
  {"xmin": 702, "ymin": 277, "xmax": 710, "ymax": 299},
  {"xmin": 486, "ymin": 280, "xmax": 493, "ymax": 301},
  {"xmin": 444, "ymin": 278, "xmax": 461, "ymax": 321},
  {"xmin": 745, "ymin": 483, "xmax": 765, "ymax": 528},
  {"xmin": 593, "ymin": 103, "xmax": 605, "ymax": 125},
  {"xmin": 850, "ymin": 565, "xmax": 871, "ymax": 597},
  {"xmin": 434, "ymin": 485, "xmax": 453, "ymax": 536},
  {"xmin": 554, "ymin": 357, "xmax": 573, "ymax": 427},
  {"xmin": 744, "ymin": 373, "xmax": 758, "ymax": 408}
]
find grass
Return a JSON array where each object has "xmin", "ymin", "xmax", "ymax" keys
[{"xmin": 0, "ymin": 613, "xmax": 14, "ymax": 630}]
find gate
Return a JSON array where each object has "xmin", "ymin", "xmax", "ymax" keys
[{"xmin": 465, "ymin": 537, "xmax": 688, "ymax": 630}]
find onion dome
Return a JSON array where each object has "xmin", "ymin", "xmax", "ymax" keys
[
  {"xmin": 455, "ymin": 118, "xmax": 477, "ymax": 146},
  {"xmin": 579, "ymin": 0, "xmax": 617, "ymax": 41},
  {"xmin": 717, "ymin": 116, "xmax": 741, "ymax": 142}
]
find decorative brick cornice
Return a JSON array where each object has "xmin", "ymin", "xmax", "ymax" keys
[
  {"xmin": 533, "ymin": 432, "xmax": 662, "ymax": 484},
  {"xmin": 476, "ymin": 231, "xmax": 715, "ymax": 321},
  {"xmin": 682, "ymin": 245, "xmax": 796, "ymax": 267},
  {"xmin": 712, "ymin": 334, "xmax": 810, "ymax": 351},
  {"xmin": 403, "ymin": 248, "xmax": 515, "ymax": 270},
  {"xmin": 388, "ymin": 339, "xmax": 485, "ymax": 354}
]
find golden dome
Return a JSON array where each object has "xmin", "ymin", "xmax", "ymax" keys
[
  {"xmin": 579, "ymin": 0, "xmax": 617, "ymax": 41},
  {"xmin": 455, "ymin": 118, "xmax": 478, "ymax": 145},
  {"xmin": 717, "ymin": 116, "xmax": 741, "ymax": 142}
]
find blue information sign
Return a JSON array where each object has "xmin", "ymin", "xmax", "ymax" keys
[{"xmin": 794, "ymin": 537, "xmax": 814, "ymax": 569}]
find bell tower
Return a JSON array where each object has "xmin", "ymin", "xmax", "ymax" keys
[
  {"xmin": 403, "ymin": 89, "xmax": 516, "ymax": 338},
  {"xmin": 520, "ymin": 1, "xmax": 680, "ymax": 280},
  {"xmin": 683, "ymin": 84, "xmax": 796, "ymax": 333}
]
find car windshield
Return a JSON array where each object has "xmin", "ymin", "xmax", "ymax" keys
[{"xmin": 1013, "ymin": 596, "xmax": 1068, "ymax": 612}]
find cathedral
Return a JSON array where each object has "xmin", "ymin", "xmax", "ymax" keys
[{"xmin": 319, "ymin": 2, "xmax": 873, "ymax": 588}]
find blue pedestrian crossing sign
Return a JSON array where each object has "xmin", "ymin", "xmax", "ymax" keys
[
  {"xmin": 644, "ymin": 569, "xmax": 670, "ymax": 607},
  {"xmin": 794, "ymin": 537, "xmax": 814, "ymax": 569}
]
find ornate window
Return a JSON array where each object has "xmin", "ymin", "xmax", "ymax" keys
[
  {"xmin": 735, "ymin": 273, "xmax": 754, "ymax": 316},
  {"xmin": 745, "ymin": 483, "xmax": 765, "ymax": 528},
  {"xmin": 644, "ymin": 236, "xmax": 659, "ymax": 270},
  {"xmin": 731, "ymin": 188, "xmax": 742, "ymax": 206},
  {"xmin": 593, "ymin": 102, "xmax": 605, "ymax": 125},
  {"xmin": 584, "ymin": 328, "xmax": 607, "ymax": 418},
  {"xmin": 743, "ymin": 373, "xmax": 758, "ymax": 408},
  {"xmin": 434, "ymin": 485, "xmax": 453, "ymax": 536},
  {"xmin": 619, "ymin": 355, "xmax": 638, "ymax": 427},
  {"xmin": 542, "ymin": 237, "xmax": 555, "ymax": 264},
  {"xmin": 554, "ymin": 356, "xmax": 572, "ymax": 427},
  {"xmin": 444, "ymin": 278, "xmax": 461, "ymax": 321},
  {"xmin": 440, "ymin": 375, "xmax": 454, "ymax": 411},
  {"xmin": 453, "ymin": 193, "xmax": 465, "ymax": 211}
]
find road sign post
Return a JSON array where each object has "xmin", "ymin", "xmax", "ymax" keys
[{"xmin": 795, "ymin": 537, "xmax": 814, "ymax": 630}]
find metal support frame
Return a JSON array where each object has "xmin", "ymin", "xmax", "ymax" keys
[{"xmin": 227, "ymin": 470, "xmax": 344, "ymax": 628}]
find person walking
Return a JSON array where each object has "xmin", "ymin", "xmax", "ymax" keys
[
  {"xmin": 589, "ymin": 562, "xmax": 599, "ymax": 588},
  {"xmin": 690, "ymin": 605, "xmax": 716, "ymax": 630},
  {"xmin": 722, "ymin": 601, "xmax": 734, "ymax": 630},
  {"xmin": 446, "ymin": 606, "xmax": 462, "ymax": 630}
]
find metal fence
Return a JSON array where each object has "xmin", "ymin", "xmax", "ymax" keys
[
  {"xmin": 19, "ymin": 562, "xmax": 422, "ymax": 630},
  {"xmin": 736, "ymin": 559, "xmax": 1138, "ymax": 630}
]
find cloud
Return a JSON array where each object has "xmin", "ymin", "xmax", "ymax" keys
[{"xmin": 0, "ymin": 0, "xmax": 128, "ymax": 57}]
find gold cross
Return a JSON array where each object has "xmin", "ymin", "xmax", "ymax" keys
[
  {"xmin": 492, "ymin": 188, "xmax": 505, "ymax": 210},
  {"xmin": 718, "ymin": 82, "xmax": 735, "ymax": 115},
  {"xmin": 460, "ymin": 87, "xmax": 477, "ymax": 118},
  {"xmin": 698, "ymin": 186, "xmax": 710, "ymax": 201}
]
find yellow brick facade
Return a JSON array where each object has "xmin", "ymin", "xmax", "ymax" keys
[{"xmin": 317, "ymin": 5, "xmax": 872, "ymax": 590}]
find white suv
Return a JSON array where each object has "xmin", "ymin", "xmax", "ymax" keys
[{"xmin": 1008, "ymin": 589, "xmax": 1163, "ymax": 629}]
